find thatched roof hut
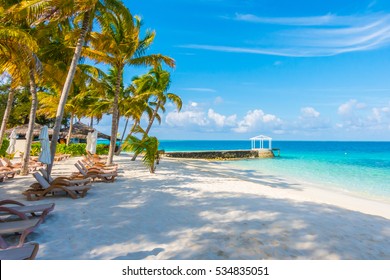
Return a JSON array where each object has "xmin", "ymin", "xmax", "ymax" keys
[
  {"xmin": 60, "ymin": 122, "xmax": 111, "ymax": 140},
  {"xmin": 5, "ymin": 123, "xmax": 53, "ymax": 139}
]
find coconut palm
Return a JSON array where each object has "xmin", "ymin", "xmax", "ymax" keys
[
  {"xmin": 130, "ymin": 66, "xmax": 182, "ymax": 161},
  {"xmin": 12, "ymin": 0, "xmax": 130, "ymax": 174},
  {"xmin": 0, "ymin": 5, "xmax": 39, "ymax": 149},
  {"xmin": 83, "ymin": 7, "xmax": 175, "ymax": 164},
  {"xmin": 122, "ymin": 125, "xmax": 159, "ymax": 173}
]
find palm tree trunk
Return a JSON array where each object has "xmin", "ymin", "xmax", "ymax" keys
[
  {"xmin": 21, "ymin": 69, "xmax": 38, "ymax": 175},
  {"xmin": 47, "ymin": 11, "xmax": 91, "ymax": 176},
  {"xmin": 131, "ymin": 101, "xmax": 160, "ymax": 161},
  {"xmin": 90, "ymin": 116, "xmax": 93, "ymax": 127},
  {"xmin": 107, "ymin": 66, "xmax": 123, "ymax": 165},
  {"xmin": 66, "ymin": 112, "xmax": 74, "ymax": 145},
  {"xmin": 115, "ymin": 117, "xmax": 129, "ymax": 156},
  {"xmin": 0, "ymin": 88, "xmax": 15, "ymax": 149}
]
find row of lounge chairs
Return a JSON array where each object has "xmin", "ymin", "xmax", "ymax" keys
[
  {"xmin": 0, "ymin": 199, "xmax": 55, "ymax": 259},
  {"xmin": 0, "ymin": 153, "xmax": 118, "ymax": 259}
]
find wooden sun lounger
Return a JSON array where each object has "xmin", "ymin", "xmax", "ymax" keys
[
  {"xmin": 0, "ymin": 242, "xmax": 39, "ymax": 260},
  {"xmin": 39, "ymin": 168, "xmax": 91, "ymax": 186},
  {"xmin": 22, "ymin": 173, "xmax": 91, "ymax": 201},
  {"xmin": 0, "ymin": 200, "xmax": 54, "ymax": 220},
  {"xmin": 0, "ymin": 207, "xmax": 44, "ymax": 249},
  {"xmin": 74, "ymin": 162, "xmax": 117, "ymax": 183}
]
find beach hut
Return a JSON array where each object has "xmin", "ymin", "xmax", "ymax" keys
[
  {"xmin": 250, "ymin": 135, "xmax": 272, "ymax": 150},
  {"xmin": 5, "ymin": 124, "xmax": 54, "ymax": 157},
  {"xmin": 59, "ymin": 122, "xmax": 111, "ymax": 144}
]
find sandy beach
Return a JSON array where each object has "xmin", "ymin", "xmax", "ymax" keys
[{"xmin": 1, "ymin": 154, "xmax": 390, "ymax": 260}]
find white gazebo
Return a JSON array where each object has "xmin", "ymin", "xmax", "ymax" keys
[{"xmin": 250, "ymin": 135, "xmax": 272, "ymax": 150}]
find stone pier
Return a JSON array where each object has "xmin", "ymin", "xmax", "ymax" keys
[{"xmin": 165, "ymin": 149, "xmax": 276, "ymax": 160}]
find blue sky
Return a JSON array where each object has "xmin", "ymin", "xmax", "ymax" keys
[{"xmin": 94, "ymin": 0, "xmax": 390, "ymax": 140}]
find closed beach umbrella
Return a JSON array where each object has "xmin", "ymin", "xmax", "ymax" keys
[
  {"xmin": 89, "ymin": 130, "xmax": 98, "ymax": 154},
  {"xmin": 6, "ymin": 129, "xmax": 17, "ymax": 155},
  {"xmin": 86, "ymin": 132, "xmax": 92, "ymax": 153},
  {"xmin": 38, "ymin": 125, "xmax": 51, "ymax": 164}
]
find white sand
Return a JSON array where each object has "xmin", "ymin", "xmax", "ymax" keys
[{"xmin": 1, "ymin": 154, "xmax": 389, "ymax": 260}]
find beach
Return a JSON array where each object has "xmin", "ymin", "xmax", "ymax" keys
[{"xmin": 1, "ymin": 154, "xmax": 390, "ymax": 260}]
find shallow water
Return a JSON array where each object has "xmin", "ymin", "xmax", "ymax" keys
[{"xmin": 159, "ymin": 140, "xmax": 390, "ymax": 202}]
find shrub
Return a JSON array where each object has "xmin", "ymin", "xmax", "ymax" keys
[
  {"xmin": 96, "ymin": 144, "xmax": 109, "ymax": 155},
  {"xmin": 0, "ymin": 138, "xmax": 10, "ymax": 157}
]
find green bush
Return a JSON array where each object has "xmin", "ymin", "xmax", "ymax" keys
[
  {"xmin": 30, "ymin": 142, "xmax": 41, "ymax": 156},
  {"xmin": 96, "ymin": 144, "xmax": 109, "ymax": 155},
  {"xmin": 0, "ymin": 138, "xmax": 10, "ymax": 157},
  {"xmin": 26, "ymin": 143, "xmax": 110, "ymax": 157}
]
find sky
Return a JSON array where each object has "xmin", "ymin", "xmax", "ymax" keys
[{"xmin": 93, "ymin": 0, "xmax": 390, "ymax": 140}]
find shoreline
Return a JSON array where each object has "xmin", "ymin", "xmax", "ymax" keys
[
  {"xmin": 163, "ymin": 157, "xmax": 390, "ymax": 220},
  {"xmin": 1, "ymin": 154, "xmax": 389, "ymax": 259}
]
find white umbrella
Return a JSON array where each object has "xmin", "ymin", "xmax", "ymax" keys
[
  {"xmin": 89, "ymin": 130, "xmax": 98, "ymax": 154},
  {"xmin": 86, "ymin": 132, "xmax": 92, "ymax": 153},
  {"xmin": 38, "ymin": 125, "xmax": 51, "ymax": 164},
  {"xmin": 6, "ymin": 129, "xmax": 17, "ymax": 155}
]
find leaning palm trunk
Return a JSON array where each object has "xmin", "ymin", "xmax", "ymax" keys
[
  {"xmin": 0, "ymin": 88, "xmax": 15, "ymax": 149},
  {"xmin": 114, "ymin": 117, "xmax": 129, "ymax": 156},
  {"xmin": 131, "ymin": 101, "xmax": 161, "ymax": 161},
  {"xmin": 66, "ymin": 112, "xmax": 74, "ymax": 145},
  {"xmin": 21, "ymin": 69, "xmax": 38, "ymax": 175},
  {"xmin": 107, "ymin": 67, "xmax": 123, "ymax": 165},
  {"xmin": 115, "ymin": 119, "xmax": 138, "ymax": 155},
  {"xmin": 47, "ymin": 11, "xmax": 91, "ymax": 175}
]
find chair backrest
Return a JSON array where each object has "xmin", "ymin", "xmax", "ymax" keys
[
  {"xmin": 75, "ymin": 163, "xmax": 87, "ymax": 176},
  {"xmin": 1, "ymin": 158, "xmax": 11, "ymax": 167},
  {"xmin": 33, "ymin": 172, "xmax": 51, "ymax": 189},
  {"xmin": 39, "ymin": 168, "xmax": 54, "ymax": 183},
  {"xmin": 77, "ymin": 161, "xmax": 89, "ymax": 172}
]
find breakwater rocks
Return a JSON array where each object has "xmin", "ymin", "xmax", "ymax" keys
[{"xmin": 165, "ymin": 149, "xmax": 275, "ymax": 160}]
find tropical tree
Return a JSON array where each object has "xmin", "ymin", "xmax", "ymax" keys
[
  {"xmin": 123, "ymin": 125, "xmax": 159, "ymax": 173},
  {"xmin": 84, "ymin": 8, "xmax": 175, "ymax": 165},
  {"xmin": 130, "ymin": 66, "xmax": 182, "ymax": 160},
  {"xmin": 0, "ymin": 5, "xmax": 39, "ymax": 149},
  {"xmin": 13, "ymin": 0, "xmax": 130, "ymax": 174}
]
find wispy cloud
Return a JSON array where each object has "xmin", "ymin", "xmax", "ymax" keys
[
  {"xmin": 181, "ymin": 87, "xmax": 217, "ymax": 93},
  {"xmin": 180, "ymin": 13, "xmax": 390, "ymax": 57}
]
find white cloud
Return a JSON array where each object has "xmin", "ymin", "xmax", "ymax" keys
[
  {"xmin": 233, "ymin": 109, "xmax": 282, "ymax": 133},
  {"xmin": 214, "ymin": 96, "xmax": 224, "ymax": 104},
  {"xmin": 338, "ymin": 99, "xmax": 366, "ymax": 115},
  {"xmin": 180, "ymin": 13, "xmax": 390, "ymax": 57},
  {"xmin": 300, "ymin": 107, "xmax": 320, "ymax": 118},
  {"xmin": 181, "ymin": 88, "xmax": 217, "ymax": 93},
  {"xmin": 166, "ymin": 110, "xmax": 209, "ymax": 127},
  {"xmin": 207, "ymin": 109, "xmax": 236, "ymax": 127}
]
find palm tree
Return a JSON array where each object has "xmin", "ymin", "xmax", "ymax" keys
[
  {"xmin": 0, "ymin": 6, "xmax": 39, "ymax": 149},
  {"xmin": 130, "ymin": 66, "xmax": 182, "ymax": 161},
  {"xmin": 122, "ymin": 125, "xmax": 159, "ymax": 173},
  {"xmin": 84, "ymin": 9, "xmax": 175, "ymax": 164},
  {"xmin": 13, "ymin": 0, "xmax": 130, "ymax": 174}
]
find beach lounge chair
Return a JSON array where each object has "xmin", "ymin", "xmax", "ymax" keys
[
  {"xmin": 0, "ymin": 170, "xmax": 18, "ymax": 181},
  {"xmin": 39, "ymin": 168, "xmax": 91, "ymax": 186},
  {"xmin": 0, "ymin": 200, "xmax": 54, "ymax": 220},
  {"xmin": 0, "ymin": 207, "xmax": 44, "ymax": 249},
  {"xmin": 0, "ymin": 242, "xmax": 39, "ymax": 260},
  {"xmin": 22, "ymin": 172, "xmax": 91, "ymax": 201},
  {"xmin": 1, "ymin": 157, "xmax": 40, "ymax": 173},
  {"xmin": 74, "ymin": 162, "xmax": 117, "ymax": 182}
]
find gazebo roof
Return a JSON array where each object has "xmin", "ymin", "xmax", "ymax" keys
[
  {"xmin": 60, "ymin": 122, "xmax": 111, "ymax": 140},
  {"xmin": 250, "ymin": 135, "xmax": 272, "ymax": 140},
  {"xmin": 5, "ymin": 123, "xmax": 53, "ymax": 138}
]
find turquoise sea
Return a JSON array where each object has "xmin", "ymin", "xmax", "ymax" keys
[{"xmin": 158, "ymin": 140, "xmax": 390, "ymax": 203}]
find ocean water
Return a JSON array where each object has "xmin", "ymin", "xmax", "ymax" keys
[{"xmin": 159, "ymin": 140, "xmax": 390, "ymax": 202}]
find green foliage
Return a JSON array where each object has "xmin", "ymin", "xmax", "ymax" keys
[
  {"xmin": 30, "ymin": 142, "xmax": 41, "ymax": 156},
  {"xmin": 28, "ymin": 143, "xmax": 108, "ymax": 156},
  {"xmin": 123, "ymin": 126, "xmax": 159, "ymax": 173},
  {"xmin": 0, "ymin": 138, "xmax": 10, "ymax": 157},
  {"xmin": 96, "ymin": 144, "xmax": 109, "ymax": 155}
]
